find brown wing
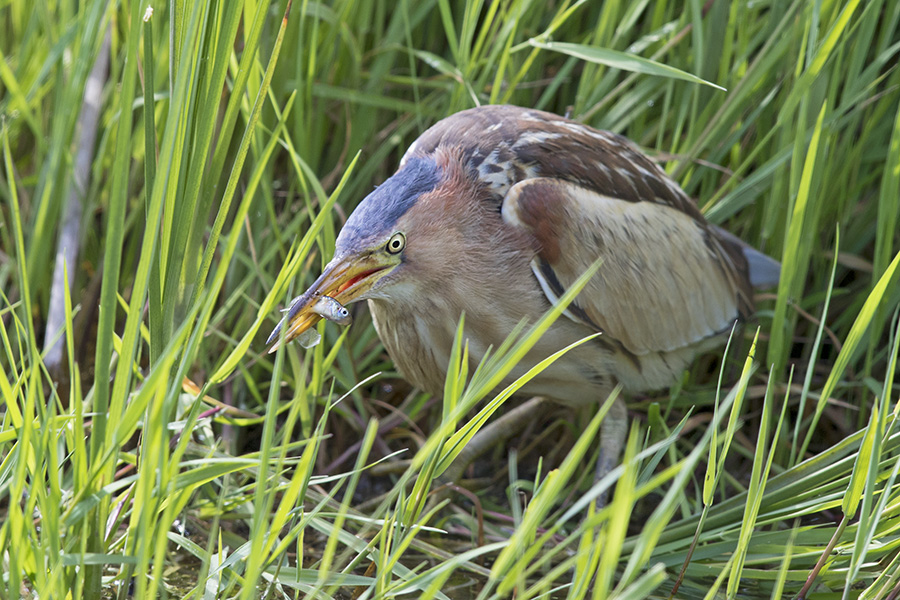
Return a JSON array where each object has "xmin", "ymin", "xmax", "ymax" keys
[
  {"xmin": 502, "ymin": 177, "xmax": 753, "ymax": 355},
  {"xmin": 404, "ymin": 104, "xmax": 759, "ymax": 352},
  {"xmin": 402, "ymin": 104, "xmax": 703, "ymax": 219}
]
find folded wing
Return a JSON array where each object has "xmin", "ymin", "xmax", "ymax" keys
[{"xmin": 502, "ymin": 178, "xmax": 754, "ymax": 355}]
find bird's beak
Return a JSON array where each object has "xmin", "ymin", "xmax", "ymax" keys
[{"xmin": 267, "ymin": 253, "xmax": 393, "ymax": 351}]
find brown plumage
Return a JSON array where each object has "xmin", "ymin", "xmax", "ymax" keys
[{"xmin": 269, "ymin": 104, "xmax": 780, "ymax": 497}]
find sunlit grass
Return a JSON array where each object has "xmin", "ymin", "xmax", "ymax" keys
[{"xmin": 1, "ymin": 0, "xmax": 899, "ymax": 598}]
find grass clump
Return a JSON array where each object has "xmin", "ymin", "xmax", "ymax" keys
[{"xmin": 1, "ymin": 0, "xmax": 899, "ymax": 598}]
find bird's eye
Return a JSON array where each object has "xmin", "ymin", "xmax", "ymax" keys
[{"xmin": 386, "ymin": 232, "xmax": 406, "ymax": 254}]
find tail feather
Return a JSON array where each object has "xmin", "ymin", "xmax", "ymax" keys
[
  {"xmin": 714, "ymin": 226, "xmax": 781, "ymax": 289},
  {"xmin": 743, "ymin": 245, "xmax": 781, "ymax": 289}
]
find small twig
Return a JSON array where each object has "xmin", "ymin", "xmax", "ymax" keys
[
  {"xmin": 321, "ymin": 395, "xmax": 437, "ymax": 473},
  {"xmin": 755, "ymin": 292, "xmax": 844, "ymax": 358},
  {"xmin": 796, "ymin": 514, "xmax": 848, "ymax": 599},
  {"xmin": 44, "ymin": 29, "xmax": 111, "ymax": 376},
  {"xmin": 885, "ymin": 577, "xmax": 900, "ymax": 600},
  {"xmin": 434, "ymin": 483, "xmax": 485, "ymax": 550}
]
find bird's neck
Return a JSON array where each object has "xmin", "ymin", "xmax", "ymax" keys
[{"xmin": 367, "ymin": 297, "xmax": 458, "ymax": 397}]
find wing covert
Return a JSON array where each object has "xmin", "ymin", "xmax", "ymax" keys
[{"xmin": 502, "ymin": 178, "xmax": 752, "ymax": 355}]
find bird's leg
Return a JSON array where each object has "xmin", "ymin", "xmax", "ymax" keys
[
  {"xmin": 438, "ymin": 396, "xmax": 547, "ymax": 486},
  {"xmin": 594, "ymin": 396, "xmax": 628, "ymax": 509}
]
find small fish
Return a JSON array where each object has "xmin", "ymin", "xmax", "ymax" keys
[{"xmin": 311, "ymin": 295, "xmax": 352, "ymax": 326}]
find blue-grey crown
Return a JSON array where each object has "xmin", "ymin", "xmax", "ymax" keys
[{"xmin": 336, "ymin": 157, "xmax": 441, "ymax": 252}]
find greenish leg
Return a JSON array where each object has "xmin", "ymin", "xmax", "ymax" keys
[{"xmin": 594, "ymin": 396, "xmax": 628, "ymax": 509}]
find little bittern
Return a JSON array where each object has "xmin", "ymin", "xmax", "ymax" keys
[{"xmin": 269, "ymin": 105, "xmax": 780, "ymax": 498}]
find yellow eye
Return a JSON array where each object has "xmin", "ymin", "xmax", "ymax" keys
[{"xmin": 386, "ymin": 232, "xmax": 406, "ymax": 254}]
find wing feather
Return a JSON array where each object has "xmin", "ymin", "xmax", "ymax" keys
[{"xmin": 502, "ymin": 178, "xmax": 751, "ymax": 355}]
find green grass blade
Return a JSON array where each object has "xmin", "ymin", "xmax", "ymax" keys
[{"xmin": 530, "ymin": 40, "xmax": 726, "ymax": 91}]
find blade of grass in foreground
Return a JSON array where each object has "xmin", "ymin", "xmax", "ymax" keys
[
  {"xmin": 799, "ymin": 246, "xmax": 900, "ymax": 460},
  {"xmin": 768, "ymin": 100, "xmax": 827, "ymax": 372},
  {"xmin": 529, "ymin": 39, "xmax": 727, "ymax": 91},
  {"xmin": 491, "ymin": 388, "xmax": 619, "ymax": 595},
  {"xmin": 726, "ymin": 367, "xmax": 788, "ymax": 598}
]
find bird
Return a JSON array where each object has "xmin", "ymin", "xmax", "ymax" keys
[{"xmin": 267, "ymin": 104, "xmax": 780, "ymax": 502}]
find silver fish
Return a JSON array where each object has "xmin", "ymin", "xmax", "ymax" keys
[{"xmin": 312, "ymin": 295, "xmax": 352, "ymax": 326}]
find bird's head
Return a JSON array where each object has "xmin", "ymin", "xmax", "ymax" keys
[{"xmin": 267, "ymin": 155, "xmax": 456, "ymax": 350}]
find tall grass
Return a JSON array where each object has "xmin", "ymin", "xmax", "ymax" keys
[{"xmin": 1, "ymin": 0, "xmax": 898, "ymax": 598}]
